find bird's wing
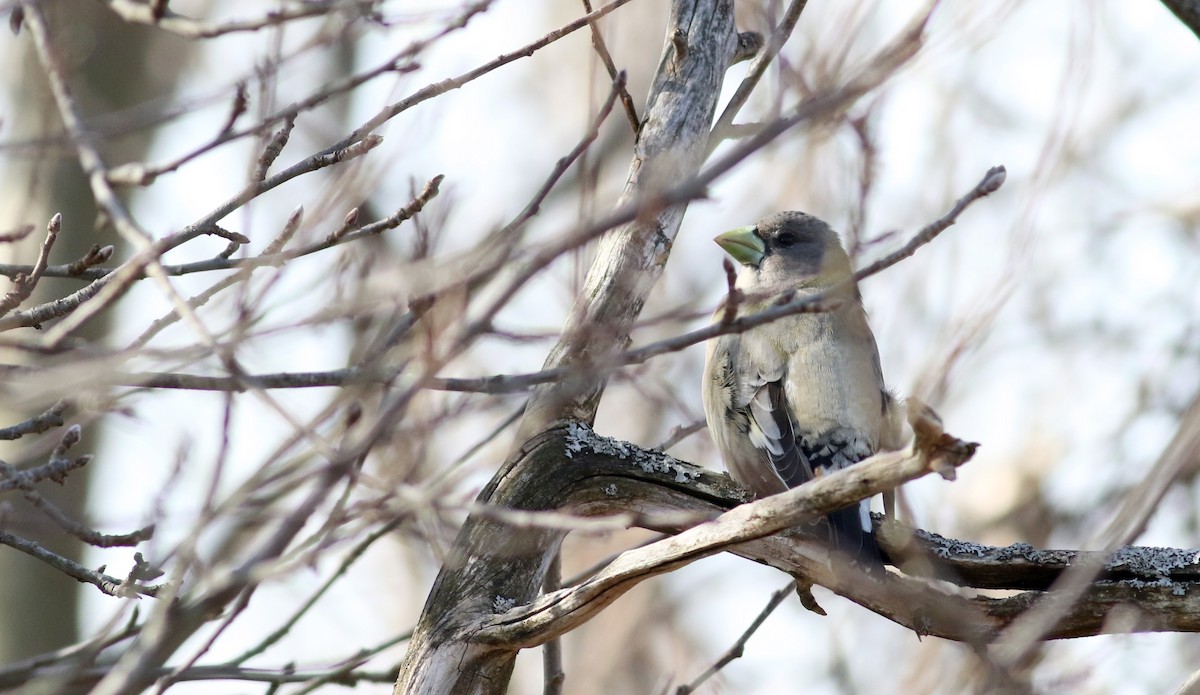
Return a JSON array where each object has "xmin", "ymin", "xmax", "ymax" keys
[
  {"xmin": 753, "ymin": 379, "xmax": 813, "ymax": 487},
  {"xmin": 705, "ymin": 331, "xmax": 813, "ymax": 493}
]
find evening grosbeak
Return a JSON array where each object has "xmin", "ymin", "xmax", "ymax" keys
[{"xmin": 702, "ymin": 212, "xmax": 904, "ymax": 573}]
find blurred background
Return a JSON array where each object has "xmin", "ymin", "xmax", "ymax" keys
[{"xmin": 1, "ymin": 0, "xmax": 1198, "ymax": 693}]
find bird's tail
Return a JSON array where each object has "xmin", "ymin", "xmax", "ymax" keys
[{"xmin": 826, "ymin": 500, "xmax": 885, "ymax": 575}]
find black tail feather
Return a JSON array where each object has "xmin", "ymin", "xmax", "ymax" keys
[{"xmin": 826, "ymin": 502, "xmax": 885, "ymax": 575}]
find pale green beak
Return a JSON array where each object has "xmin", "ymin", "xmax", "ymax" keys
[{"xmin": 714, "ymin": 225, "xmax": 765, "ymax": 267}]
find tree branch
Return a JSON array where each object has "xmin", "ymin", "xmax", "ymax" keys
[
  {"xmin": 1161, "ymin": 0, "xmax": 1200, "ymax": 41},
  {"xmin": 474, "ymin": 420, "xmax": 974, "ymax": 647},
  {"xmin": 674, "ymin": 583, "xmax": 792, "ymax": 694},
  {"xmin": 464, "ymin": 424, "xmax": 1200, "ymax": 649}
]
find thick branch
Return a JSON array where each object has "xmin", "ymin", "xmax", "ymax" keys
[
  {"xmin": 466, "ymin": 425, "xmax": 1200, "ymax": 648},
  {"xmin": 475, "ymin": 424, "xmax": 971, "ymax": 647},
  {"xmin": 1161, "ymin": 0, "xmax": 1200, "ymax": 40},
  {"xmin": 395, "ymin": 3, "xmax": 738, "ymax": 692},
  {"xmin": 515, "ymin": 1, "xmax": 737, "ymax": 439}
]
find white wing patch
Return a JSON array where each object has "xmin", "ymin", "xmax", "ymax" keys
[{"xmin": 747, "ymin": 386, "xmax": 783, "ymax": 456}]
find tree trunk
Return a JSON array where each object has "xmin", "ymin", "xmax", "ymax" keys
[{"xmin": 394, "ymin": 1, "xmax": 737, "ymax": 692}]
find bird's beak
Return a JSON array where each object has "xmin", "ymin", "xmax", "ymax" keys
[{"xmin": 714, "ymin": 226, "xmax": 765, "ymax": 267}]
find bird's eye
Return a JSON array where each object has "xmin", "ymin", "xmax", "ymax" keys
[{"xmin": 776, "ymin": 231, "xmax": 799, "ymax": 248}]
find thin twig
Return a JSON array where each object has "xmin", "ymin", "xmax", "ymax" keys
[
  {"xmin": 0, "ymin": 213, "xmax": 60, "ymax": 318},
  {"xmin": 0, "ymin": 224, "xmax": 36, "ymax": 244},
  {"xmin": 0, "ymin": 176, "xmax": 442, "ymax": 283},
  {"xmin": 581, "ymin": 0, "xmax": 640, "ymax": 136},
  {"xmin": 106, "ymin": 157, "xmax": 998, "ymax": 395},
  {"xmin": 0, "ymin": 401, "xmax": 67, "ymax": 440},
  {"xmin": 88, "ymin": 160, "xmax": 999, "ymax": 397},
  {"xmin": 674, "ymin": 583, "xmax": 792, "ymax": 694},
  {"xmin": 0, "ymin": 456, "xmax": 88, "ymax": 491},
  {"xmin": 231, "ymin": 519, "xmax": 404, "ymax": 664},
  {"xmin": 363, "ymin": 73, "xmax": 624, "ymax": 362},
  {"xmin": 101, "ymin": 0, "xmax": 375, "ymax": 38},
  {"xmin": 846, "ymin": 108, "xmax": 879, "ymax": 256},
  {"xmin": 708, "ymin": 0, "xmax": 809, "ymax": 151},
  {"xmin": 0, "ymin": 531, "xmax": 160, "ymax": 597},
  {"xmin": 542, "ymin": 551, "xmax": 565, "ymax": 695},
  {"xmin": 654, "ymin": 418, "xmax": 706, "ymax": 452},
  {"xmin": 0, "ymin": 426, "xmax": 154, "ymax": 548},
  {"xmin": 853, "ymin": 165, "xmax": 1006, "ymax": 278},
  {"xmin": 108, "ymin": 1, "xmax": 473, "ymax": 187}
]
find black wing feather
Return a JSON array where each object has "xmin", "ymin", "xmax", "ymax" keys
[{"xmin": 764, "ymin": 380, "xmax": 811, "ymax": 487}]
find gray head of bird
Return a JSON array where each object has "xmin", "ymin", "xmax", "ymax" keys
[{"xmin": 714, "ymin": 211, "xmax": 855, "ymax": 296}]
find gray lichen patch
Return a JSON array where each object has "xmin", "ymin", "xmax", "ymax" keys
[
  {"xmin": 1108, "ymin": 545, "xmax": 1200, "ymax": 577},
  {"xmin": 564, "ymin": 421, "xmax": 700, "ymax": 484},
  {"xmin": 1100, "ymin": 577, "xmax": 1188, "ymax": 595},
  {"xmin": 914, "ymin": 529, "xmax": 1200, "ymax": 587},
  {"xmin": 914, "ymin": 528, "xmax": 989, "ymax": 558},
  {"xmin": 992, "ymin": 542, "xmax": 1074, "ymax": 565}
]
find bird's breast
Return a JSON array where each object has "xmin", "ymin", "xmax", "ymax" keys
[{"xmin": 773, "ymin": 313, "xmax": 885, "ymax": 445}]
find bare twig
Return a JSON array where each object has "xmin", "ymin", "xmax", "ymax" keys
[
  {"xmin": 253, "ymin": 114, "xmax": 295, "ymax": 181},
  {"xmin": 217, "ymin": 81, "xmax": 249, "ymax": 136},
  {"xmin": 0, "ymin": 531, "xmax": 160, "ymax": 597},
  {"xmin": 98, "ymin": 161, "xmax": 999, "ymax": 399},
  {"xmin": 108, "ymin": 162, "xmax": 1000, "ymax": 397},
  {"xmin": 845, "ymin": 108, "xmax": 879, "ymax": 256},
  {"xmin": 8, "ymin": 15, "xmax": 356, "ymax": 472},
  {"xmin": 340, "ymin": 0, "xmax": 636, "ymax": 158},
  {"xmin": 709, "ymin": 0, "xmax": 809, "ymax": 150},
  {"xmin": 0, "ymin": 455, "xmax": 88, "ymax": 491},
  {"xmin": 7, "ymin": 486, "xmax": 154, "ymax": 548},
  {"xmin": 101, "ymin": 0, "xmax": 377, "ymax": 38},
  {"xmin": 131, "ymin": 173, "xmax": 439, "ymax": 349},
  {"xmin": 231, "ymin": 519, "xmax": 405, "ymax": 664},
  {"xmin": 98, "ymin": 0, "xmax": 631, "ymax": 205},
  {"xmin": 0, "ymin": 223, "xmax": 36, "ymax": 244},
  {"xmin": 107, "ymin": 2, "xmax": 470, "ymax": 188},
  {"xmin": 0, "ymin": 276, "xmax": 109, "ymax": 331},
  {"xmin": 3, "ymin": 658, "xmax": 399, "ymax": 689},
  {"xmin": 0, "ymin": 401, "xmax": 67, "ymax": 440},
  {"xmin": 0, "ymin": 176, "xmax": 442, "ymax": 283},
  {"xmin": 853, "ymin": 165, "xmax": 1007, "ymax": 279},
  {"xmin": 64, "ymin": 244, "xmax": 115, "ymax": 276},
  {"xmin": 362, "ymin": 74, "xmax": 624, "ymax": 363},
  {"xmin": 542, "ymin": 551, "xmax": 565, "ymax": 695},
  {"xmin": 0, "ymin": 423, "xmax": 154, "ymax": 548},
  {"xmin": 654, "ymin": 418, "xmax": 707, "ymax": 452},
  {"xmin": 674, "ymin": 583, "xmax": 792, "ymax": 694},
  {"xmin": 0, "ymin": 213, "xmax": 60, "ymax": 318},
  {"xmin": 581, "ymin": 0, "xmax": 640, "ymax": 136}
]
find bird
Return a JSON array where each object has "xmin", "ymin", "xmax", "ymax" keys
[{"xmin": 702, "ymin": 211, "xmax": 904, "ymax": 574}]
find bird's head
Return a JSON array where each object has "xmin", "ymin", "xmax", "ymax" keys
[{"xmin": 714, "ymin": 211, "xmax": 853, "ymax": 291}]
